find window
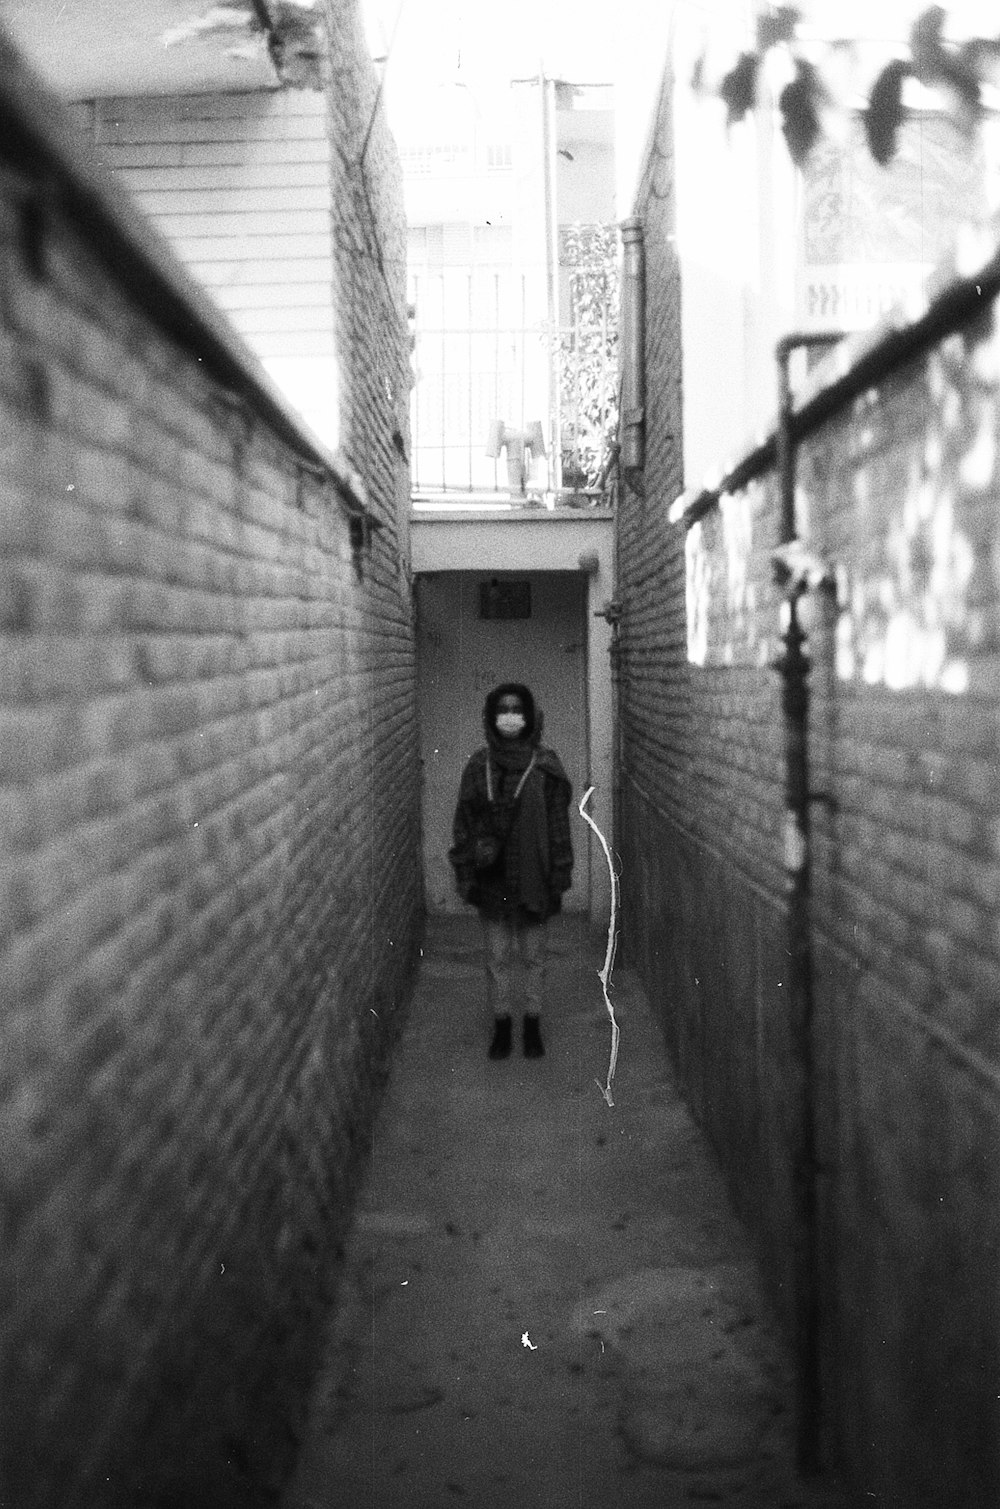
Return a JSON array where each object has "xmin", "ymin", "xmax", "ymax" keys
[
  {"xmin": 479, "ymin": 579, "xmax": 532, "ymax": 620},
  {"xmin": 473, "ymin": 223, "xmax": 512, "ymax": 267},
  {"xmin": 486, "ymin": 141, "xmax": 512, "ymax": 171}
]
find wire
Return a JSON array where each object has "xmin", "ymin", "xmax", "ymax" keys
[
  {"xmin": 360, "ymin": 0, "xmax": 409, "ymax": 170},
  {"xmin": 247, "ymin": 0, "xmax": 274, "ymax": 35},
  {"xmin": 349, "ymin": 0, "xmax": 410, "ymax": 308}
]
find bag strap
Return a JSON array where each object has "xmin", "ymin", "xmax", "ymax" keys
[{"xmin": 486, "ymin": 751, "xmax": 536, "ymax": 805}]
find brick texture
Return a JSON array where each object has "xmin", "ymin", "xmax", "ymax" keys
[
  {"xmin": 619, "ymin": 57, "xmax": 1000, "ymax": 1509},
  {"xmin": 0, "ymin": 17, "xmax": 420, "ymax": 1509},
  {"xmin": 802, "ymin": 344, "xmax": 1000, "ymax": 1505}
]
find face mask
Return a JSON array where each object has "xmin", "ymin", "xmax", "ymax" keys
[{"xmin": 495, "ymin": 712, "xmax": 526, "ymax": 738}]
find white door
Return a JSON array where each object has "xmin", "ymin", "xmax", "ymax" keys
[{"xmin": 417, "ymin": 571, "xmax": 589, "ymax": 913}]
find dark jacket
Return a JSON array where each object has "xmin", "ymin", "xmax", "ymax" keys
[{"xmin": 449, "ymin": 684, "xmax": 573, "ymax": 922}]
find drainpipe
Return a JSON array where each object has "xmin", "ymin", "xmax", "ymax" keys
[
  {"xmin": 772, "ymin": 330, "xmax": 843, "ymax": 1476},
  {"xmin": 592, "ymin": 591, "xmax": 623, "ymax": 933},
  {"xmin": 619, "ymin": 218, "xmax": 645, "ymax": 494},
  {"xmin": 541, "ymin": 69, "xmax": 562, "ymax": 493}
]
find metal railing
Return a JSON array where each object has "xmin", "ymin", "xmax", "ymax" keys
[{"xmin": 408, "ymin": 268, "xmax": 618, "ymax": 498}]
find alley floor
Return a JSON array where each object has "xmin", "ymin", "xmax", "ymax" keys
[{"xmin": 283, "ymin": 915, "xmax": 850, "ymax": 1509}]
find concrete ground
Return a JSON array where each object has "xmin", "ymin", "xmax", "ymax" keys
[{"xmin": 283, "ymin": 914, "xmax": 850, "ymax": 1509}]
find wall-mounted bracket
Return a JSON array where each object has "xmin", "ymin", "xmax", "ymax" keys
[{"xmin": 771, "ymin": 540, "xmax": 836, "ymax": 594}]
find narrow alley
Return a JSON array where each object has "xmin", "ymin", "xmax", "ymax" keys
[
  {"xmin": 4, "ymin": 3, "xmax": 1000, "ymax": 1506},
  {"xmin": 284, "ymin": 915, "xmax": 849, "ymax": 1509}
]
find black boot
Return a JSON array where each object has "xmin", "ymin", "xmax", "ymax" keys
[
  {"xmin": 488, "ymin": 1015, "xmax": 513, "ymax": 1059},
  {"xmin": 523, "ymin": 1014, "xmax": 544, "ymax": 1058}
]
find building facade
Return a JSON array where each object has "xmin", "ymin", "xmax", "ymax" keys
[
  {"xmin": 0, "ymin": 7, "xmax": 421, "ymax": 1504},
  {"xmin": 614, "ymin": 10, "xmax": 1000, "ymax": 1500},
  {"xmin": 400, "ymin": 75, "xmax": 617, "ymax": 497}
]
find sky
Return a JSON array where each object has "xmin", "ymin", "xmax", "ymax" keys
[
  {"xmin": 360, "ymin": 0, "xmax": 1000, "ymax": 198},
  {"xmin": 362, "ymin": 0, "xmax": 627, "ymax": 90},
  {"xmin": 361, "ymin": 0, "xmax": 1000, "ymax": 96},
  {"xmin": 360, "ymin": 0, "xmax": 651, "ymax": 139}
]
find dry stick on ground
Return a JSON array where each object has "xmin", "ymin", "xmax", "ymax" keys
[{"xmin": 579, "ymin": 785, "xmax": 620, "ymax": 1106}]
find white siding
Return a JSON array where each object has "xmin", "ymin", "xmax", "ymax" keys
[{"xmin": 85, "ymin": 91, "xmax": 340, "ymax": 447}]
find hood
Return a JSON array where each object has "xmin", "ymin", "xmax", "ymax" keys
[{"xmin": 483, "ymin": 682, "xmax": 542, "ymax": 745}]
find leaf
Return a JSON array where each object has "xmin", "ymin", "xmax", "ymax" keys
[
  {"xmin": 962, "ymin": 34, "xmax": 1000, "ymax": 63},
  {"xmin": 909, "ymin": 4, "xmax": 948, "ymax": 82},
  {"xmin": 779, "ymin": 58, "xmax": 825, "ymax": 165},
  {"xmin": 907, "ymin": 7, "xmax": 982, "ymax": 128},
  {"xmin": 936, "ymin": 53, "xmax": 983, "ymax": 125},
  {"xmin": 719, "ymin": 52, "xmax": 760, "ymax": 125},
  {"xmin": 757, "ymin": 6, "xmax": 801, "ymax": 51},
  {"xmin": 959, "ymin": 36, "xmax": 1000, "ymax": 88},
  {"xmin": 864, "ymin": 59, "xmax": 910, "ymax": 165}
]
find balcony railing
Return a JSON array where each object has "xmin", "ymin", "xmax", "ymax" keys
[{"xmin": 408, "ymin": 268, "xmax": 618, "ymax": 502}]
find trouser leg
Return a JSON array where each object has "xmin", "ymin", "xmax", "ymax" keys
[
  {"xmin": 518, "ymin": 919, "xmax": 546, "ymax": 1017},
  {"xmin": 482, "ymin": 915, "xmax": 515, "ymax": 1015}
]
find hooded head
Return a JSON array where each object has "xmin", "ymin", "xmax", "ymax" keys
[{"xmin": 483, "ymin": 682, "xmax": 542, "ymax": 747}]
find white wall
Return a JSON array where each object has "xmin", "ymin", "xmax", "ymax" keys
[
  {"xmin": 417, "ymin": 572, "xmax": 590, "ymax": 914},
  {"xmin": 670, "ymin": 13, "xmax": 800, "ymax": 487},
  {"xmin": 412, "ymin": 512, "xmax": 615, "ymax": 925}
]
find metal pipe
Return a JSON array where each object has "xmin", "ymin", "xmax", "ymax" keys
[
  {"xmin": 619, "ymin": 217, "xmax": 645, "ymax": 491},
  {"xmin": 773, "ymin": 330, "xmax": 843, "ymax": 1477},
  {"xmin": 540, "ymin": 70, "xmax": 562, "ymax": 491},
  {"xmin": 467, "ymin": 270, "xmax": 474, "ymax": 492},
  {"xmin": 677, "ymin": 241, "xmax": 1000, "ymax": 529}
]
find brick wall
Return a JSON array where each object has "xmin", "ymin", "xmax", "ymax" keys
[
  {"xmin": 323, "ymin": 0, "xmax": 417, "ymax": 970},
  {"xmin": 799, "ymin": 336, "xmax": 1000, "ymax": 1505},
  {"xmin": 620, "ymin": 63, "xmax": 1000, "ymax": 1506},
  {"xmin": 0, "ymin": 21, "xmax": 420, "ymax": 1509}
]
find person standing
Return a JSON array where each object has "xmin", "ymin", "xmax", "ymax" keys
[{"xmin": 449, "ymin": 683, "xmax": 573, "ymax": 1059}]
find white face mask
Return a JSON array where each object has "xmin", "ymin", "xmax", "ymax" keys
[{"xmin": 495, "ymin": 712, "xmax": 526, "ymax": 738}]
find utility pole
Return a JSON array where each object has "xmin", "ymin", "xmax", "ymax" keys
[{"xmin": 539, "ymin": 64, "xmax": 562, "ymax": 494}]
